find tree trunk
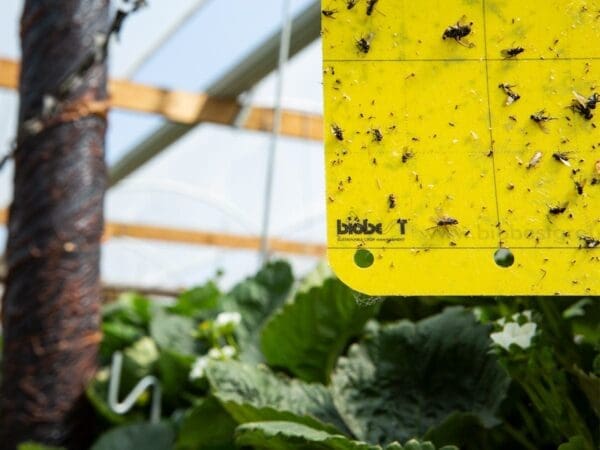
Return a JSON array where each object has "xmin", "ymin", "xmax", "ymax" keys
[{"xmin": 1, "ymin": 1, "xmax": 109, "ymax": 448}]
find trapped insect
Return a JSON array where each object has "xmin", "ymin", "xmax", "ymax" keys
[
  {"xmin": 388, "ymin": 194, "xmax": 396, "ymax": 209},
  {"xmin": 498, "ymin": 83, "xmax": 520, "ymax": 105},
  {"xmin": 574, "ymin": 179, "xmax": 586, "ymax": 195},
  {"xmin": 526, "ymin": 151, "xmax": 543, "ymax": 169},
  {"xmin": 331, "ymin": 123, "xmax": 344, "ymax": 141},
  {"xmin": 366, "ymin": 0, "xmax": 379, "ymax": 15},
  {"xmin": 552, "ymin": 152, "xmax": 571, "ymax": 167},
  {"xmin": 548, "ymin": 203, "xmax": 568, "ymax": 215},
  {"xmin": 402, "ymin": 149, "xmax": 414, "ymax": 163},
  {"xmin": 322, "ymin": 9, "xmax": 338, "ymax": 18},
  {"xmin": 570, "ymin": 91, "xmax": 599, "ymax": 120},
  {"xmin": 442, "ymin": 16, "xmax": 474, "ymax": 47},
  {"xmin": 579, "ymin": 235, "xmax": 600, "ymax": 248},
  {"xmin": 346, "ymin": 0, "xmax": 359, "ymax": 9},
  {"xmin": 530, "ymin": 109, "xmax": 556, "ymax": 132},
  {"xmin": 501, "ymin": 46, "xmax": 525, "ymax": 58},
  {"xmin": 427, "ymin": 214, "xmax": 459, "ymax": 231},
  {"xmin": 370, "ymin": 128, "xmax": 383, "ymax": 141},
  {"xmin": 356, "ymin": 33, "xmax": 373, "ymax": 53}
]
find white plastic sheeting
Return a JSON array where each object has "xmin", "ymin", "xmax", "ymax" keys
[{"xmin": 0, "ymin": 1, "xmax": 324, "ymax": 289}]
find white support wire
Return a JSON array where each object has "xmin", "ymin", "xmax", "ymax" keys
[
  {"xmin": 108, "ymin": 351, "xmax": 162, "ymax": 423},
  {"xmin": 259, "ymin": 0, "xmax": 293, "ymax": 264}
]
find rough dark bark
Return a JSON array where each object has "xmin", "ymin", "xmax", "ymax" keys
[{"xmin": 0, "ymin": 1, "xmax": 109, "ymax": 448}]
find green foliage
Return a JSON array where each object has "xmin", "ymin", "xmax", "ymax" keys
[
  {"xmin": 235, "ymin": 423, "xmax": 458, "ymax": 450},
  {"xmin": 90, "ymin": 422, "xmax": 175, "ymax": 450},
  {"xmin": 558, "ymin": 436, "xmax": 587, "ymax": 450},
  {"xmin": 222, "ymin": 260, "xmax": 294, "ymax": 362},
  {"xmin": 149, "ymin": 311, "xmax": 199, "ymax": 355},
  {"xmin": 17, "ymin": 443, "xmax": 65, "ymax": 450},
  {"xmin": 235, "ymin": 421, "xmax": 380, "ymax": 450},
  {"xmin": 331, "ymin": 308, "xmax": 510, "ymax": 445},
  {"xmin": 206, "ymin": 360, "xmax": 349, "ymax": 434},
  {"xmin": 261, "ymin": 278, "xmax": 378, "ymax": 383},
  {"xmin": 175, "ymin": 396, "xmax": 237, "ymax": 450},
  {"xmin": 169, "ymin": 282, "xmax": 221, "ymax": 318},
  {"xmin": 88, "ymin": 261, "xmax": 598, "ymax": 450}
]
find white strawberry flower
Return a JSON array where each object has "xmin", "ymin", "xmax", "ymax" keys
[
  {"xmin": 214, "ymin": 312, "xmax": 242, "ymax": 331},
  {"xmin": 189, "ymin": 356, "xmax": 210, "ymax": 380},
  {"xmin": 491, "ymin": 321, "xmax": 537, "ymax": 351}
]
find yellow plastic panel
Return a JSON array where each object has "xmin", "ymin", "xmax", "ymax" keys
[{"xmin": 322, "ymin": 0, "xmax": 599, "ymax": 295}]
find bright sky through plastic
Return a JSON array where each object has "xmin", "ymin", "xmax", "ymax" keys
[{"xmin": 0, "ymin": 0, "xmax": 325, "ymax": 289}]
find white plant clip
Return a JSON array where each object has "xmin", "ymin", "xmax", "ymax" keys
[{"xmin": 108, "ymin": 351, "xmax": 162, "ymax": 423}]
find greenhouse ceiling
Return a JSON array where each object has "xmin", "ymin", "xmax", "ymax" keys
[{"xmin": 0, "ymin": 0, "xmax": 326, "ymax": 290}]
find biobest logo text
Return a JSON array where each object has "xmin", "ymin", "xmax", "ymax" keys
[{"xmin": 337, "ymin": 218, "xmax": 382, "ymax": 235}]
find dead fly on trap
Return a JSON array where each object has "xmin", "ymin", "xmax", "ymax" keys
[
  {"xmin": 366, "ymin": 0, "xmax": 379, "ymax": 16},
  {"xmin": 331, "ymin": 123, "xmax": 344, "ymax": 141},
  {"xmin": 442, "ymin": 16, "xmax": 474, "ymax": 47},
  {"xmin": 426, "ymin": 210, "xmax": 460, "ymax": 234},
  {"xmin": 573, "ymin": 178, "xmax": 586, "ymax": 195},
  {"xmin": 548, "ymin": 202, "xmax": 568, "ymax": 215},
  {"xmin": 579, "ymin": 235, "xmax": 600, "ymax": 248},
  {"xmin": 570, "ymin": 91, "xmax": 599, "ymax": 120},
  {"xmin": 499, "ymin": 83, "xmax": 521, "ymax": 106},
  {"xmin": 501, "ymin": 46, "xmax": 525, "ymax": 58},
  {"xmin": 388, "ymin": 194, "xmax": 396, "ymax": 209},
  {"xmin": 552, "ymin": 151, "xmax": 571, "ymax": 167},
  {"xmin": 530, "ymin": 109, "xmax": 557, "ymax": 132},
  {"xmin": 346, "ymin": 0, "xmax": 359, "ymax": 9},
  {"xmin": 526, "ymin": 151, "xmax": 543, "ymax": 169},
  {"xmin": 369, "ymin": 128, "xmax": 383, "ymax": 142},
  {"xmin": 402, "ymin": 149, "xmax": 414, "ymax": 163},
  {"xmin": 356, "ymin": 33, "xmax": 373, "ymax": 53},
  {"xmin": 322, "ymin": 8, "xmax": 338, "ymax": 18}
]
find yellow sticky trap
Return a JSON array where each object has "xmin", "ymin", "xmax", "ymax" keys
[{"xmin": 322, "ymin": 0, "xmax": 599, "ymax": 295}]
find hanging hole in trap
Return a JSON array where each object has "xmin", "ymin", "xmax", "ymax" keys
[
  {"xmin": 494, "ymin": 248, "xmax": 515, "ymax": 268},
  {"xmin": 354, "ymin": 248, "xmax": 374, "ymax": 268}
]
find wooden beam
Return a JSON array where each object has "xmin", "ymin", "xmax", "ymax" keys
[
  {"xmin": 104, "ymin": 222, "xmax": 325, "ymax": 257},
  {"xmin": 0, "ymin": 208, "xmax": 325, "ymax": 257},
  {"xmin": 0, "ymin": 58, "xmax": 323, "ymax": 141}
]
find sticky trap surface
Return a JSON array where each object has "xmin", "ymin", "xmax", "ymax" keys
[{"xmin": 322, "ymin": 0, "xmax": 600, "ymax": 295}]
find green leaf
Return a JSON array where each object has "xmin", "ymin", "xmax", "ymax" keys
[
  {"xmin": 150, "ymin": 310, "xmax": 198, "ymax": 355},
  {"xmin": 103, "ymin": 292, "xmax": 155, "ymax": 327},
  {"xmin": 222, "ymin": 260, "xmax": 294, "ymax": 362},
  {"xmin": 399, "ymin": 439, "xmax": 458, "ymax": 450},
  {"xmin": 18, "ymin": 443, "xmax": 66, "ymax": 450},
  {"xmin": 100, "ymin": 320, "xmax": 145, "ymax": 360},
  {"xmin": 91, "ymin": 422, "xmax": 174, "ymax": 450},
  {"xmin": 119, "ymin": 337, "xmax": 160, "ymax": 393},
  {"xmin": 170, "ymin": 282, "xmax": 221, "ymax": 318},
  {"xmin": 206, "ymin": 360, "xmax": 350, "ymax": 435},
  {"xmin": 261, "ymin": 278, "xmax": 378, "ymax": 383},
  {"xmin": 254, "ymin": 260, "xmax": 295, "ymax": 296},
  {"xmin": 563, "ymin": 298, "xmax": 600, "ymax": 345},
  {"xmin": 572, "ymin": 366, "xmax": 600, "ymax": 418},
  {"xmin": 558, "ymin": 436, "xmax": 586, "ymax": 450},
  {"xmin": 422, "ymin": 412, "xmax": 485, "ymax": 448},
  {"xmin": 176, "ymin": 396, "xmax": 237, "ymax": 450},
  {"xmin": 331, "ymin": 307, "xmax": 510, "ymax": 444},
  {"xmin": 158, "ymin": 348, "xmax": 196, "ymax": 406},
  {"xmin": 235, "ymin": 421, "xmax": 381, "ymax": 450}
]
